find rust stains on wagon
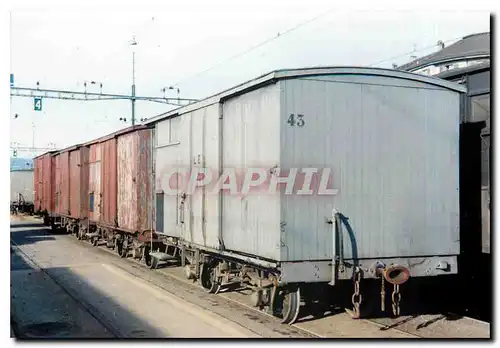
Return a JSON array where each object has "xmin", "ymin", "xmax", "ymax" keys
[
  {"xmin": 68, "ymin": 146, "xmax": 90, "ymax": 220},
  {"xmin": 33, "ymin": 152, "xmax": 57, "ymax": 214},
  {"xmin": 116, "ymin": 127, "xmax": 152, "ymax": 232},
  {"xmin": 54, "ymin": 150, "xmax": 70, "ymax": 216},
  {"xmin": 100, "ymin": 137, "xmax": 118, "ymax": 227},
  {"xmin": 52, "ymin": 144, "xmax": 82, "ymax": 217},
  {"xmin": 81, "ymin": 125, "xmax": 151, "ymax": 231},
  {"xmin": 88, "ymin": 142, "xmax": 102, "ymax": 223}
]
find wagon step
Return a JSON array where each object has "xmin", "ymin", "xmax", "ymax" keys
[{"xmin": 149, "ymin": 252, "xmax": 178, "ymax": 261}]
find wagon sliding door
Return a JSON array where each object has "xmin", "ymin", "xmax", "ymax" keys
[
  {"xmin": 89, "ymin": 144, "xmax": 102, "ymax": 223},
  {"xmin": 188, "ymin": 110, "xmax": 206, "ymax": 246},
  {"xmin": 155, "ymin": 118, "xmax": 182, "ymax": 237},
  {"xmin": 182, "ymin": 106, "xmax": 220, "ymax": 249}
]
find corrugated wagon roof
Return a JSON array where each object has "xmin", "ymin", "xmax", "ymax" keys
[{"xmin": 144, "ymin": 66, "xmax": 466, "ymax": 124}]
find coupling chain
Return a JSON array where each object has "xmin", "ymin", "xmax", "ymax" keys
[
  {"xmin": 351, "ymin": 267, "xmax": 362, "ymax": 318},
  {"xmin": 392, "ymin": 284, "xmax": 401, "ymax": 316}
]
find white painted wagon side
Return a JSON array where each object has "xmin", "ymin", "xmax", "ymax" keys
[
  {"xmin": 279, "ymin": 75, "xmax": 461, "ymax": 265},
  {"xmin": 11, "ymin": 170, "xmax": 34, "ymax": 203},
  {"xmin": 221, "ymin": 84, "xmax": 282, "ymax": 260},
  {"xmin": 149, "ymin": 67, "xmax": 465, "ymax": 282}
]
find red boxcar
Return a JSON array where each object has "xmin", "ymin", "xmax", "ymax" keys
[
  {"xmin": 33, "ymin": 152, "xmax": 56, "ymax": 214},
  {"xmin": 100, "ymin": 135, "xmax": 118, "ymax": 227},
  {"xmin": 54, "ymin": 149, "xmax": 71, "ymax": 216},
  {"xmin": 88, "ymin": 141, "xmax": 102, "ymax": 224},
  {"xmin": 116, "ymin": 127, "xmax": 152, "ymax": 233},
  {"xmin": 84, "ymin": 125, "xmax": 152, "ymax": 235},
  {"xmin": 69, "ymin": 145, "xmax": 89, "ymax": 220}
]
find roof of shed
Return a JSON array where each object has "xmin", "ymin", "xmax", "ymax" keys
[
  {"xmin": 398, "ymin": 32, "xmax": 490, "ymax": 71},
  {"xmin": 436, "ymin": 61, "xmax": 490, "ymax": 80},
  {"xmin": 144, "ymin": 66, "xmax": 466, "ymax": 124}
]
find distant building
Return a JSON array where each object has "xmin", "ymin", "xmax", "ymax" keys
[
  {"xmin": 398, "ymin": 32, "xmax": 490, "ymax": 76},
  {"xmin": 401, "ymin": 31, "xmax": 491, "ymax": 321},
  {"xmin": 10, "ymin": 157, "xmax": 34, "ymax": 171}
]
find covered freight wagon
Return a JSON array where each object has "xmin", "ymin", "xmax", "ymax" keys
[
  {"xmin": 146, "ymin": 67, "xmax": 465, "ymax": 324},
  {"xmin": 33, "ymin": 151, "xmax": 56, "ymax": 221},
  {"xmin": 10, "ymin": 169, "xmax": 34, "ymax": 203},
  {"xmin": 11, "ymin": 168, "xmax": 34, "ymax": 214},
  {"xmin": 46, "ymin": 144, "xmax": 91, "ymax": 233},
  {"xmin": 80, "ymin": 126, "xmax": 153, "ymax": 255}
]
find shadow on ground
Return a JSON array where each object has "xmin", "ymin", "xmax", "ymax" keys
[
  {"xmin": 11, "ymin": 227, "xmax": 57, "ymax": 246},
  {"xmin": 10, "ymin": 222, "xmax": 46, "ymax": 229},
  {"xmin": 11, "ymin": 251, "xmax": 168, "ymax": 339},
  {"xmin": 294, "ymin": 274, "xmax": 490, "ymax": 326}
]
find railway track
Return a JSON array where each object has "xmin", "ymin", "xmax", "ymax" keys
[
  {"xmin": 88, "ymin": 239, "xmax": 491, "ymax": 339},
  {"xmin": 11, "ymin": 218, "xmax": 490, "ymax": 339}
]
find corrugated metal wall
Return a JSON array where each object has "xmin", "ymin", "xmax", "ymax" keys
[
  {"xmin": 279, "ymin": 76, "xmax": 460, "ymax": 262},
  {"xmin": 11, "ymin": 170, "xmax": 34, "ymax": 203}
]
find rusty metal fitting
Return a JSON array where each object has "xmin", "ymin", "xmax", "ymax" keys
[
  {"xmin": 370, "ymin": 261, "xmax": 386, "ymax": 278},
  {"xmin": 383, "ymin": 265, "xmax": 410, "ymax": 285}
]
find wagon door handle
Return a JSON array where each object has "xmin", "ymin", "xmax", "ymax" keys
[
  {"xmin": 179, "ymin": 193, "xmax": 186, "ymax": 224},
  {"xmin": 180, "ymin": 202, "xmax": 185, "ymax": 224}
]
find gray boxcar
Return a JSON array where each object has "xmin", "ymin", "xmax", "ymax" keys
[
  {"xmin": 11, "ymin": 169, "xmax": 34, "ymax": 203},
  {"xmin": 147, "ymin": 67, "xmax": 465, "ymax": 323}
]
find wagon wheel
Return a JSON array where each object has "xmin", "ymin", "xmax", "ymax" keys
[
  {"xmin": 200, "ymin": 263, "xmax": 221, "ymax": 294},
  {"xmin": 143, "ymin": 246, "xmax": 156, "ymax": 269},
  {"xmin": 119, "ymin": 239, "xmax": 128, "ymax": 258},
  {"xmin": 271, "ymin": 285, "xmax": 301, "ymax": 325}
]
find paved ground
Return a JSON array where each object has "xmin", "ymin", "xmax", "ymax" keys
[{"xmin": 10, "ymin": 215, "xmax": 491, "ymax": 339}]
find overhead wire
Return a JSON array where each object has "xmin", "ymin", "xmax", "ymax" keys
[
  {"xmin": 367, "ymin": 35, "xmax": 464, "ymax": 67},
  {"xmin": 170, "ymin": 8, "xmax": 336, "ymax": 87}
]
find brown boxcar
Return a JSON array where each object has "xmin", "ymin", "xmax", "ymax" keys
[
  {"xmin": 68, "ymin": 146, "xmax": 90, "ymax": 220},
  {"xmin": 33, "ymin": 152, "xmax": 56, "ymax": 214},
  {"xmin": 55, "ymin": 150, "xmax": 70, "ymax": 216},
  {"xmin": 116, "ymin": 127, "xmax": 152, "ymax": 233},
  {"xmin": 88, "ymin": 141, "xmax": 102, "ymax": 224},
  {"xmin": 85, "ymin": 125, "xmax": 151, "ymax": 233},
  {"xmin": 100, "ymin": 135, "xmax": 118, "ymax": 227}
]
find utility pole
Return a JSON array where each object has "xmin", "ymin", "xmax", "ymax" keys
[{"xmin": 131, "ymin": 36, "xmax": 138, "ymax": 126}]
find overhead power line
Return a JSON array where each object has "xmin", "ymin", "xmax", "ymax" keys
[
  {"xmin": 10, "ymin": 86, "xmax": 198, "ymax": 105},
  {"xmin": 368, "ymin": 35, "xmax": 463, "ymax": 68},
  {"xmin": 171, "ymin": 8, "xmax": 336, "ymax": 87}
]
